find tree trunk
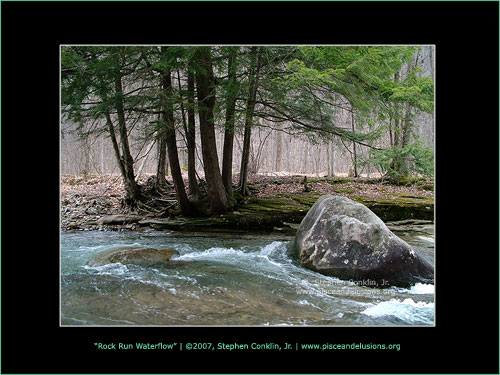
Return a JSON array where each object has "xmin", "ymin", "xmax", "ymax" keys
[
  {"xmin": 186, "ymin": 66, "xmax": 201, "ymax": 200},
  {"xmin": 194, "ymin": 47, "xmax": 231, "ymax": 214},
  {"xmin": 160, "ymin": 48, "xmax": 192, "ymax": 215},
  {"xmin": 104, "ymin": 111, "xmax": 127, "ymax": 181},
  {"xmin": 302, "ymin": 143, "xmax": 308, "ymax": 174},
  {"xmin": 428, "ymin": 46, "xmax": 434, "ymax": 81},
  {"xmin": 397, "ymin": 105, "xmax": 413, "ymax": 177},
  {"xmin": 238, "ymin": 47, "xmax": 261, "ymax": 195},
  {"xmin": 222, "ymin": 48, "xmax": 238, "ymax": 200},
  {"xmin": 113, "ymin": 77, "xmax": 141, "ymax": 204},
  {"xmin": 326, "ymin": 141, "xmax": 331, "ymax": 177},
  {"xmin": 330, "ymin": 141, "xmax": 336, "ymax": 177},
  {"xmin": 388, "ymin": 71, "xmax": 405, "ymax": 177},
  {"xmin": 388, "ymin": 105, "xmax": 402, "ymax": 176},
  {"xmin": 388, "ymin": 115, "xmax": 393, "ymax": 147},
  {"xmin": 275, "ymin": 123, "xmax": 283, "ymax": 172},
  {"xmin": 401, "ymin": 106, "xmax": 412, "ymax": 148},
  {"xmin": 156, "ymin": 135, "xmax": 169, "ymax": 174},
  {"xmin": 136, "ymin": 140, "xmax": 155, "ymax": 182},
  {"xmin": 239, "ymin": 124, "xmax": 252, "ymax": 195},
  {"xmin": 286, "ymin": 137, "xmax": 291, "ymax": 172},
  {"xmin": 156, "ymin": 120, "xmax": 168, "ymax": 188},
  {"xmin": 351, "ymin": 109, "xmax": 358, "ymax": 178},
  {"xmin": 100, "ymin": 136, "xmax": 105, "ymax": 174}
]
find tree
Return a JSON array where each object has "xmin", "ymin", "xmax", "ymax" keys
[
  {"xmin": 275, "ymin": 46, "xmax": 434, "ymax": 177},
  {"xmin": 194, "ymin": 47, "xmax": 232, "ymax": 214},
  {"xmin": 61, "ymin": 46, "xmax": 144, "ymax": 207},
  {"xmin": 383, "ymin": 48, "xmax": 434, "ymax": 176},
  {"xmin": 221, "ymin": 47, "xmax": 239, "ymax": 200},
  {"xmin": 158, "ymin": 47, "xmax": 193, "ymax": 215},
  {"xmin": 62, "ymin": 45, "xmax": 434, "ymax": 217},
  {"xmin": 238, "ymin": 47, "xmax": 263, "ymax": 195},
  {"xmin": 185, "ymin": 61, "xmax": 202, "ymax": 200},
  {"xmin": 113, "ymin": 71, "xmax": 142, "ymax": 204}
]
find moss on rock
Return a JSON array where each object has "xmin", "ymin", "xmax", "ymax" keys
[
  {"xmin": 138, "ymin": 192, "xmax": 433, "ymax": 233},
  {"xmin": 353, "ymin": 195, "xmax": 434, "ymax": 221}
]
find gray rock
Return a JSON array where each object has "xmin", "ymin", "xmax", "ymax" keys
[
  {"xmin": 86, "ymin": 246, "xmax": 180, "ymax": 267},
  {"xmin": 97, "ymin": 215, "xmax": 143, "ymax": 225},
  {"xmin": 294, "ymin": 195, "xmax": 433, "ymax": 288},
  {"xmin": 137, "ymin": 218, "xmax": 170, "ymax": 226}
]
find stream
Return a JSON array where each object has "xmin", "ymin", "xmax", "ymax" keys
[{"xmin": 61, "ymin": 221, "xmax": 434, "ymax": 326}]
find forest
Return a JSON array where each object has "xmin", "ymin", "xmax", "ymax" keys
[
  {"xmin": 61, "ymin": 45, "xmax": 434, "ymax": 218},
  {"xmin": 60, "ymin": 45, "xmax": 436, "ymax": 326}
]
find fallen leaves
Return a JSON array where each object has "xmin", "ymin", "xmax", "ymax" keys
[{"xmin": 60, "ymin": 173, "xmax": 434, "ymax": 230}]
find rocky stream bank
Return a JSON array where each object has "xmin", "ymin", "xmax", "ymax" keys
[{"xmin": 61, "ymin": 174, "xmax": 434, "ymax": 236}]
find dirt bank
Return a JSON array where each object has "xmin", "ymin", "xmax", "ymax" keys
[{"xmin": 61, "ymin": 173, "xmax": 434, "ymax": 232}]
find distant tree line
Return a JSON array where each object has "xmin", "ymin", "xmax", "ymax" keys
[{"xmin": 61, "ymin": 46, "xmax": 434, "ymax": 215}]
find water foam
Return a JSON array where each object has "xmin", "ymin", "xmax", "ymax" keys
[
  {"xmin": 416, "ymin": 236, "xmax": 434, "ymax": 244},
  {"xmin": 391, "ymin": 283, "xmax": 435, "ymax": 295},
  {"xmin": 76, "ymin": 244, "xmax": 111, "ymax": 252},
  {"xmin": 361, "ymin": 298, "xmax": 434, "ymax": 324},
  {"xmin": 175, "ymin": 241, "xmax": 287, "ymax": 268},
  {"xmin": 409, "ymin": 283, "xmax": 434, "ymax": 294},
  {"xmin": 296, "ymin": 299, "xmax": 322, "ymax": 310},
  {"xmin": 259, "ymin": 241, "xmax": 285, "ymax": 256},
  {"xmin": 83, "ymin": 263, "xmax": 129, "ymax": 275},
  {"xmin": 175, "ymin": 247, "xmax": 244, "ymax": 260},
  {"xmin": 123, "ymin": 274, "xmax": 174, "ymax": 289},
  {"xmin": 84, "ymin": 262, "xmax": 177, "ymax": 290}
]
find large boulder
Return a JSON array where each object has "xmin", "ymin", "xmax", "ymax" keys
[
  {"xmin": 294, "ymin": 195, "xmax": 433, "ymax": 288},
  {"xmin": 86, "ymin": 247, "xmax": 180, "ymax": 267}
]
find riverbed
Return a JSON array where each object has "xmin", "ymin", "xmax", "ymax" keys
[{"xmin": 61, "ymin": 221, "xmax": 434, "ymax": 326}]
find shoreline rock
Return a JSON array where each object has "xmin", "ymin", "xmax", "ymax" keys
[
  {"xmin": 294, "ymin": 195, "xmax": 434, "ymax": 288},
  {"xmin": 97, "ymin": 215, "xmax": 143, "ymax": 225}
]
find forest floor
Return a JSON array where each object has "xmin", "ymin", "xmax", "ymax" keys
[{"xmin": 61, "ymin": 173, "xmax": 434, "ymax": 232}]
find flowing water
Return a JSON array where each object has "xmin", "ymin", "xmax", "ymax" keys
[{"xmin": 61, "ymin": 221, "xmax": 434, "ymax": 326}]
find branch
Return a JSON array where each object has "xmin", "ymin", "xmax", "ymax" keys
[{"xmin": 255, "ymin": 99, "xmax": 382, "ymax": 150}]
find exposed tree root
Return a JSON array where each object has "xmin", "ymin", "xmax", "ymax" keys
[{"xmin": 117, "ymin": 176, "xmax": 183, "ymax": 216}]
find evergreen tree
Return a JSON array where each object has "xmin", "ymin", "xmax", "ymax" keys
[
  {"xmin": 193, "ymin": 47, "xmax": 232, "ymax": 214},
  {"xmin": 61, "ymin": 46, "xmax": 146, "ymax": 207}
]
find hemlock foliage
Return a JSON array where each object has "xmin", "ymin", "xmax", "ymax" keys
[{"xmin": 61, "ymin": 45, "xmax": 434, "ymax": 213}]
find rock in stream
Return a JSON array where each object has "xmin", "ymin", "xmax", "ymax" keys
[
  {"xmin": 86, "ymin": 247, "xmax": 180, "ymax": 267},
  {"xmin": 294, "ymin": 195, "xmax": 433, "ymax": 288}
]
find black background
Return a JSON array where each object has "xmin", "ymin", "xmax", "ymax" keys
[{"xmin": 2, "ymin": 1, "xmax": 499, "ymax": 374}]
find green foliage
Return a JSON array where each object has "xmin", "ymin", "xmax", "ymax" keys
[
  {"xmin": 61, "ymin": 45, "xmax": 434, "ymax": 187},
  {"xmin": 270, "ymin": 46, "xmax": 434, "ymax": 154},
  {"xmin": 367, "ymin": 140, "xmax": 434, "ymax": 176}
]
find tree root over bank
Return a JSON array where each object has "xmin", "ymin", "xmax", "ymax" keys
[{"xmin": 120, "ymin": 175, "xmax": 180, "ymax": 216}]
